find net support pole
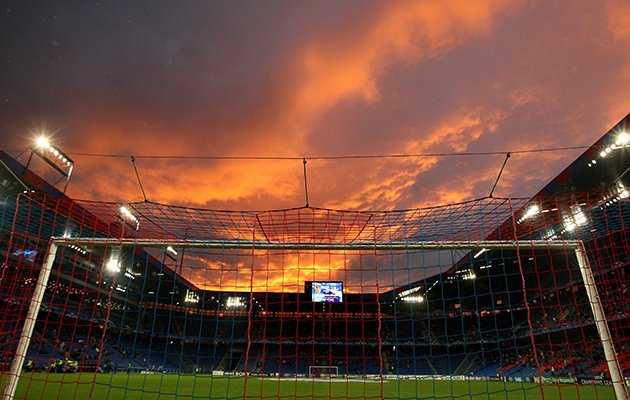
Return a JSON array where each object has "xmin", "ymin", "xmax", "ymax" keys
[
  {"xmin": 2, "ymin": 242, "xmax": 58, "ymax": 400},
  {"xmin": 575, "ymin": 244, "xmax": 629, "ymax": 400}
]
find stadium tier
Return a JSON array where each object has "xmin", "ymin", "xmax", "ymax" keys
[{"xmin": 0, "ymin": 114, "xmax": 630, "ymax": 400}]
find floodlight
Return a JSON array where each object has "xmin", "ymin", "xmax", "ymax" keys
[
  {"xmin": 185, "ymin": 290, "xmax": 199, "ymax": 303},
  {"xmin": 119, "ymin": 205, "xmax": 140, "ymax": 230},
  {"xmin": 226, "ymin": 297, "xmax": 245, "ymax": 307},
  {"xmin": 120, "ymin": 205, "xmax": 135, "ymax": 220},
  {"xmin": 523, "ymin": 205, "xmax": 539, "ymax": 219},
  {"xmin": 574, "ymin": 211, "xmax": 587, "ymax": 225},
  {"xmin": 106, "ymin": 259, "xmax": 121, "ymax": 272},
  {"xmin": 27, "ymin": 137, "xmax": 74, "ymax": 193},
  {"xmin": 473, "ymin": 248, "xmax": 487, "ymax": 258},
  {"xmin": 36, "ymin": 137, "xmax": 49, "ymax": 148}
]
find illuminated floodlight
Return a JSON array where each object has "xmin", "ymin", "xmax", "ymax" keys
[
  {"xmin": 28, "ymin": 137, "xmax": 75, "ymax": 193},
  {"xmin": 518, "ymin": 205, "xmax": 540, "ymax": 223},
  {"xmin": 226, "ymin": 297, "xmax": 245, "ymax": 307},
  {"xmin": 119, "ymin": 205, "xmax": 140, "ymax": 230},
  {"xmin": 120, "ymin": 205, "xmax": 135, "ymax": 219},
  {"xmin": 164, "ymin": 245, "xmax": 178, "ymax": 261},
  {"xmin": 36, "ymin": 137, "xmax": 50, "ymax": 148},
  {"xmin": 403, "ymin": 296, "xmax": 424, "ymax": 302},
  {"xmin": 575, "ymin": 211, "xmax": 587, "ymax": 226},
  {"xmin": 600, "ymin": 151, "xmax": 607, "ymax": 157},
  {"xmin": 456, "ymin": 268, "xmax": 476, "ymax": 280},
  {"xmin": 106, "ymin": 259, "xmax": 121, "ymax": 272},
  {"xmin": 67, "ymin": 244, "xmax": 87, "ymax": 255},
  {"xmin": 523, "ymin": 205, "xmax": 539, "ymax": 219},
  {"xmin": 619, "ymin": 133, "xmax": 629, "ymax": 144},
  {"xmin": 473, "ymin": 248, "xmax": 487, "ymax": 259},
  {"xmin": 462, "ymin": 273, "xmax": 476, "ymax": 280},
  {"xmin": 185, "ymin": 290, "xmax": 199, "ymax": 303},
  {"xmin": 397, "ymin": 286, "xmax": 422, "ymax": 299}
]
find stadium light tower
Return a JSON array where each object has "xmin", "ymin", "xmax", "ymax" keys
[{"xmin": 26, "ymin": 136, "xmax": 75, "ymax": 194}]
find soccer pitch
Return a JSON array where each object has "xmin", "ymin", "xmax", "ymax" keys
[{"xmin": 1, "ymin": 373, "xmax": 618, "ymax": 399}]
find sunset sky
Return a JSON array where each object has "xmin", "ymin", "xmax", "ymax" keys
[{"xmin": 2, "ymin": 0, "xmax": 630, "ymax": 213}]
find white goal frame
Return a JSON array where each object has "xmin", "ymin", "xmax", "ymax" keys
[
  {"xmin": 2, "ymin": 238, "xmax": 628, "ymax": 400},
  {"xmin": 309, "ymin": 366, "xmax": 339, "ymax": 378}
]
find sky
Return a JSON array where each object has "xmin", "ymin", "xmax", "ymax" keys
[
  {"xmin": 2, "ymin": 1, "xmax": 630, "ymax": 213},
  {"xmin": 3, "ymin": 1, "xmax": 630, "ymax": 293}
]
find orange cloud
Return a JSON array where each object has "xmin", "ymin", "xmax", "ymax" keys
[
  {"xmin": 293, "ymin": 0, "xmax": 520, "ymax": 121},
  {"xmin": 56, "ymin": 0, "xmax": 525, "ymax": 212},
  {"xmin": 177, "ymin": 250, "xmax": 369, "ymax": 293},
  {"xmin": 313, "ymin": 107, "xmax": 509, "ymax": 210}
]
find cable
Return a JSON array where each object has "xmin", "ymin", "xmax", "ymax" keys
[
  {"xmin": 131, "ymin": 156, "xmax": 148, "ymax": 202},
  {"xmin": 5, "ymin": 145, "xmax": 590, "ymax": 161},
  {"xmin": 489, "ymin": 152, "xmax": 511, "ymax": 198}
]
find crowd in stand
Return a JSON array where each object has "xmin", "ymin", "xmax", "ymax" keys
[{"xmin": 1, "ymin": 256, "xmax": 628, "ymax": 379}]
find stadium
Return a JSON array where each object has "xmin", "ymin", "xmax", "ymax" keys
[{"xmin": 0, "ymin": 114, "xmax": 630, "ymax": 399}]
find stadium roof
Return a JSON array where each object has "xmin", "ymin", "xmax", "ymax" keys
[
  {"xmin": 536, "ymin": 112, "xmax": 630, "ymax": 197},
  {"xmin": 0, "ymin": 150, "xmax": 66, "ymax": 197}
]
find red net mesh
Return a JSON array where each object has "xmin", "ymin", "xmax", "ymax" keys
[{"xmin": 0, "ymin": 190, "xmax": 628, "ymax": 399}]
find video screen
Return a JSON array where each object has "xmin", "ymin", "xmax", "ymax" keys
[
  {"xmin": 310, "ymin": 282, "xmax": 343, "ymax": 303},
  {"xmin": 12, "ymin": 248, "xmax": 38, "ymax": 262}
]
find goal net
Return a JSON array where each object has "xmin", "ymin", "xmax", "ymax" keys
[{"xmin": 0, "ymin": 189, "xmax": 628, "ymax": 400}]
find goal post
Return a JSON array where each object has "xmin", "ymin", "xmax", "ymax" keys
[
  {"xmin": 575, "ymin": 245, "xmax": 628, "ymax": 400},
  {"xmin": 2, "ymin": 242, "xmax": 57, "ymax": 400}
]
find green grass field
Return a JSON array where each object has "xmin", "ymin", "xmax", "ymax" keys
[{"xmin": 0, "ymin": 373, "xmax": 618, "ymax": 399}]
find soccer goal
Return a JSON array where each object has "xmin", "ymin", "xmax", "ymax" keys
[
  {"xmin": 309, "ymin": 365, "xmax": 339, "ymax": 378},
  {"xmin": 0, "ymin": 190, "xmax": 629, "ymax": 400}
]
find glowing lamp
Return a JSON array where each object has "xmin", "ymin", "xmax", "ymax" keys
[
  {"xmin": 28, "ymin": 137, "xmax": 74, "ymax": 193},
  {"xmin": 36, "ymin": 137, "xmax": 50, "ymax": 148}
]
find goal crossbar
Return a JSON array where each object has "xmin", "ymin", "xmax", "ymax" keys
[
  {"xmin": 47, "ymin": 237, "xmax": 584, "ymax": 251},
  {"xmin": 309, "ymin": 365, "xmax": 339, "ymax": 377}
]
